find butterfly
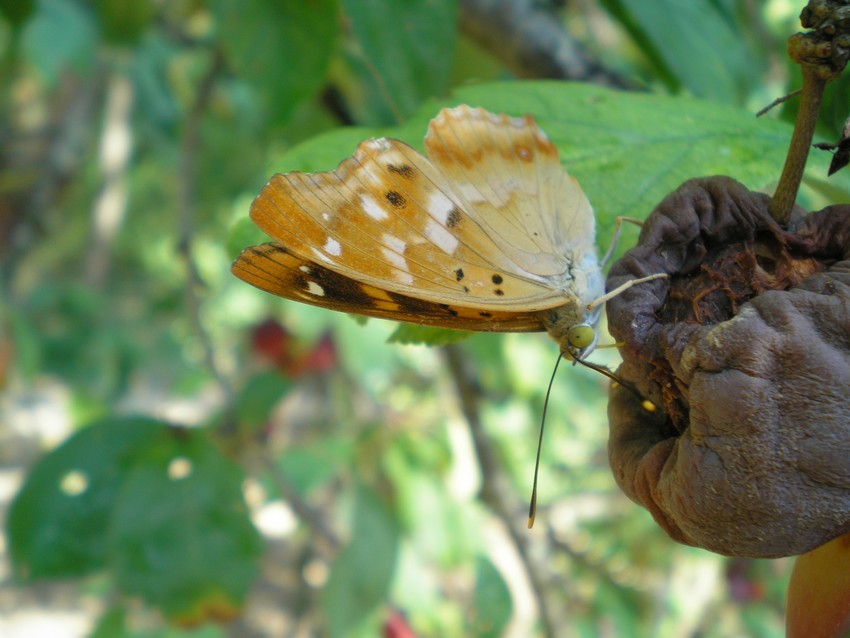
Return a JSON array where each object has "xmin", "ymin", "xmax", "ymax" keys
[{"xmin": 231, "ymin": 105, "xmax": 660, "ymax": 361}]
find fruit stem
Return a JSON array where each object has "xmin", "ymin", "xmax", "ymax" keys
[{"xmin": 769, "ymin": 65, "xmax": 826, "ymax": 225}]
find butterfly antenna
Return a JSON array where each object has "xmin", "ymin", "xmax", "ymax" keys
[{"xmin": 528, "ymin": 352, "xmax": 563, "ymax": 529}]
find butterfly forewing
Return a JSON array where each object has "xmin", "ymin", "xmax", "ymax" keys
[{"xmin": 232, "ymin": 243, "xmax": 546, "ymax": 332}]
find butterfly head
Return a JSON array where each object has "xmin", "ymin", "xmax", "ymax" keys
[
  {"xmin": 565, "ymin": 322, "xmax": 598, "ymax": 361},
  {"xmin": 538, "ymin": 301, "xmax": 603, "ymax": 361}
]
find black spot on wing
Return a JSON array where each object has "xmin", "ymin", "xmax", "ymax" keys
[
  {"xmin": 439, "ymin": 303, "xmax": 460, "ymax": 318},
  {"xmin": 294, "ymin": 262, "xmax": 377, "ymax": 308},
  {"xmin": 491, "ymin": 274, "xmax": 503, "ymax": 284},
  {"xmin": 455, "ymin": 268, "xmax": 464, "ymax": 281},
  {"xmin": 446, "ymin": 207, "xmax": 462, "ymax": 228},
  {"xmin": 266, "ymin": 244, "xmax": 291, "ymax": 256},
  {"xmin": 388, "ymin": 292, "xmax": 461, "ymax": 317},
  {"xmin": 385, "ymin": 191, "xmax": 406, "ymax": 208},
  {"xmin": 387, "ymin": 163, "xmax": 415, "ymax": 178}
]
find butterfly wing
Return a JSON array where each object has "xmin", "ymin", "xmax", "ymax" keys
[
  {"xmin": 237, "ymin": 105, "xmax": 601, "ymax": 315},
  {"xmin": 423, "ymin": 107, "xmax": 596, "ymax": 280},
  {"xmin": 233, "ymin": 242, "xmax": 546, "ymax": 332}
]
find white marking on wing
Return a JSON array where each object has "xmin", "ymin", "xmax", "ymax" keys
[
  {"xmin": 361, "ymin": 194, "xmax": 388, "ymax": 221},
  {"xmin": 306, "ymin": 281, "xmax": 325, "ymax": 296},
  {"xmin": 456, "ymin": 183, "xmax": 487, "ymax": 204},
  {"xmin": 382, "ymin": 233, "xmax": 406, "ymax": 254},
  {"xmin": 379, "ymin": 234, "xmax": 413, "ymax": 283},
  {"xmin": 365, "ymin": 138, "xmax": 390, "ymax": 152},
  {"xmin": 324, "ymin": 236, "xmax": 342, "ymax": 256},
  {"xmin": 311, "ymin": 247, "xmax": 330, "ymax": 263},
  {"xmin": 427, "ymin": 191, "xmax": 455, "ymax": 224},
  {"xmin": 425, "ymin": 219, "xmax": 459, "ymax": 254},
  {"xmin": 390, "ymin": 264, "xmax": 414, "ymax": 285},
  {"xmin": 381, "ymin": 246, "xmax": 408, "ymax": 272}
]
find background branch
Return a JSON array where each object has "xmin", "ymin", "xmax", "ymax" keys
[
  {"xmin": 460, "ymin": 0, "xmax": 636, "ymax": 88},
  {"xmin": 176, "ymin": 48, "xmax": 233, "ymax": 406}
]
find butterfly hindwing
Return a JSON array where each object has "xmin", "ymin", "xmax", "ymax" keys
[
  {"xmin": 250, "ymin": 142, "xmax": 521, "ymax": 307},
  {"xmin": 233, "ymin": 242, "xmax": 547, "ymax": 332},
  {"xmin": 423, "ymin": 107, "xmax": 594, "ymax": 274}
]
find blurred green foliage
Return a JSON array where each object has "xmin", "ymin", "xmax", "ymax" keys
[{"xmin": 1, "ymin": 1, "xmax": 847, "ymax": 637}]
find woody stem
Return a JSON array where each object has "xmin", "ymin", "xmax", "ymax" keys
[{"xmin": 768, "ymin": 65, "xmax": 827, "ymax": 226}]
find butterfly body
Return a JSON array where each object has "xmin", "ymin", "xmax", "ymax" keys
[{"xmin": 233, "ymin": 105, "xmax": 606, "ymax": 360}]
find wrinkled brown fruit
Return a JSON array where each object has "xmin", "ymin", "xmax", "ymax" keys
[{"xmin": 606, "ymin": 176, "xmax": 850, "ymax": 558}]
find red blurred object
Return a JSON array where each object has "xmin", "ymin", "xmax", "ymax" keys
[
  {"xmin": 299, "ymin": 331, "xmax": 337, "ymax": 374},
  {"xmin": 249, "ymin": 319, "xmax": 337, "ymax": 377},
  {"xmin": 726, "ymin": 558, "xmax": 765, "ymax": 603},
  {"xmin": 383, "ymin": 609, "xmax": 418, "ymax": 638},
  {"xmin": 251, "ymin": 318, "xmax": 293, "ymax": 364}
]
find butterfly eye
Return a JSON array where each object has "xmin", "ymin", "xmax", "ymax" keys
[{"xmin": 567, "ymin": 324, "xmax": 595, "ymax": 350}]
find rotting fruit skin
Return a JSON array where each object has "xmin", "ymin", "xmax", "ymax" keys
[{"xmin": 605, "ymin": 176, "xmax": 850, "ymax": 558}]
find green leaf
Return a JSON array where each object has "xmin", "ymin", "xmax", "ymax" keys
[
  {"xmin": 89, "ymin": 606, "xmax": 129, "ymax": 638},
  {"xmin": 109, "ymin": 429, "xmax": 262, "ymax": 624},
  {"xmin": 817, "ymin": 72, "xmax": 850, "ymax": 138},
  {"xmin": 128, "ymin": 33, "xmax": 181, "ymax": 128},
  {"xmin": 341, "ymin": 0, "xmax": 458, "ymax": 123},
  {"xmin": 3, "ymin": 302, "xmax": 41, "ymax": 381},
  {"xmin": 227, "ymin": 217, "xmax": 268, "ymax": 261},
  {"xmin": 470, "ymin": 557, "xmax": 512, "ymax": 638},
  {"xmin": 268, "ymin": 125, "xmax": 384, "ymax": 174},
  {"xmin": 92, "ymin": 0, "xmax": 154, "ymax": 45},
  {"xmin": 212, "ymin": 0, "xmax": 339, "ymax": 126},
  {"xmin": 234, "ymin": 371, "xmax": 292, "ymax": 430},
  {"xmin": 601, "ymin": 0, "xmax": 760, "ymax": 102},
  {"xmin": 0, "ymin": 0, "xmax": 34, "ymax": 28},
  {"xmin": 387, "ymin": 323, "xmax": 472, "ymax": 346},
  {"xmin": 277, "ymin": 442, "xmax": 352, "ymax": 495},
  {"xmin": 21, "ymin": 0, "xmax": 96, "ymax": 84},
  {"xmin": 22, "ymin": 283, "xmax": 142, "ymax": 396},
  {"xmin": 7, "ymin": 417, "xmax": 165, "ymax": 579},
  {"xmin": 257, "ymin": 81, "xmax": 845, "ymax": 250},
  {"xmin": 389, "ymin": 468, "xmax": 468, "ymax": 567},
  {"xmin": 323, "ymin": 485, "xmax": 400, "ymax": 638}
]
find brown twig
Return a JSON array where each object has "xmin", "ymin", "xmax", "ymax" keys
[
  {"xmin": 755, "ymin": 88, "xmax": 803, "ymax": 117},
  {"xmin": 442, "ymin": 343, "xmax": 564, "ymax": 638},
  {"xmin": 769, "ymin": 1, "xmax": 850, "ymax": 224},
  {"xmin": 176, "ymin": 48, "xmax": 234, "ymax": 406},
  {"xmin": 768, "ymin": 66, "xmax": 826, "ymax": 225},
  {"xmin": 459, "ymin": 0, "xmax": 637, "ymax": 88},
  {"xmin": 258, "ymin": 450, "xmax": 341, "ymax": 551}
]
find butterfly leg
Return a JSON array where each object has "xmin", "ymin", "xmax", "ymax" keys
[
  {"xmin": 600, "ymin": 216, "xmax": 645, "ymax": 268},
  {"xmin": 587, "ymin": 272, "xmax": 669, "ymax": 311}
]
